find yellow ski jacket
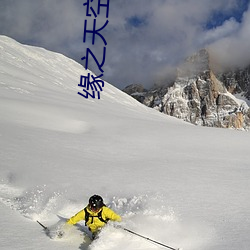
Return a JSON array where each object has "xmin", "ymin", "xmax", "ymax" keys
[{"xmin": 67, "ymin": 206, "xmax": 121, "ymax": 233}]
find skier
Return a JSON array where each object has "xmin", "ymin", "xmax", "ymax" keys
[{"xmin": 66, "ymin": 194, "xmax": 122, "ymax": 239}]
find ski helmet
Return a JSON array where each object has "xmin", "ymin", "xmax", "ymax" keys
[{"xmin": 89, "ymin": 195, "xmax": 104, "ymax": 210}]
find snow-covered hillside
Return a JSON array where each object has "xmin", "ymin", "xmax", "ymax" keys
[{"xmin": 0, "ymin": 36, "xmax": 250, "ymax": 250}]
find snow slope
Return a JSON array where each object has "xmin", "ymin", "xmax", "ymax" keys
[{"xmin": 0, "ymin": 35, "xmax": 250, "ymax": 250}]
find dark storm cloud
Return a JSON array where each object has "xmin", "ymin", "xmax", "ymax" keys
[{"xmin": 0, "ymin": 0, "xmax": 249, "ymax": 89}]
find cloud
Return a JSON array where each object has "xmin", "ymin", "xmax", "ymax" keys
[
  {"xmin": 209, "ymin": 3, "xmax": 250, "ymax": 69},
  {"xmin": 200, "ymin": 18, "xmax": 240, "ymax": 45},
  {"xmin": 0, "ymin": 0, "xmax": 249, "ymax": 89}
]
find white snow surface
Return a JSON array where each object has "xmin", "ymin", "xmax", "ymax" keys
[{"xmin": 0, "ymin": 35, "xmax": 250, "ymax": 250}]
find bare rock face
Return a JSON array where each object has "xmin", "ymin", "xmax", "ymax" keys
[
  {"xmin": 161, "ymin": 49, "xmax": 250, "ymax": 129},
  {"xmin": 123, "ymin": 49, "xmax": 250, "ymax": 130},
  {"xmin": 218, "ymin": 66, "xmax": 250, "ymax": 99},
  {"xmin": 123, "ymin": 84, "xmax": 147, "ymax": 103}
]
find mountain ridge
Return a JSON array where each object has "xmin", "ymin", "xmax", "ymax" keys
[{"xmin": 123, "ymin": 49, "xmax": 250, "ymax": 130}]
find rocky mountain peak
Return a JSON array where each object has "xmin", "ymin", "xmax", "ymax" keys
[
  {"xmin": 177, "ymin": 49, "xmax": 210, "ymax": 78},
  {"xmin": 123, "ymin": 49, "xmax": 250, "ymax": 130}
]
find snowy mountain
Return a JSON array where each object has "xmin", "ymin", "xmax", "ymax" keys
[
  {"xmin": 1, "ymin": 36, "xmax": 250, "ymax": 250},
  {"xmin": 217, "ymin": 65, "xmax": 250, "ymax": 100},
  {"xmin": 124, "ymin": 49, "xmax": 250, "ymax": 130}
]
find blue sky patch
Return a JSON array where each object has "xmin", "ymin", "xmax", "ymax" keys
[
  {"xmin": 206, "ymin": 0, "xmax": 249, "ymax": 29},
  {"xmin": 126, "ymin": 15, "xmax": 147, "ymax": 28}
]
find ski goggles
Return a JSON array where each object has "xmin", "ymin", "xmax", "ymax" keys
[{"xmin": 89, "ymin": 204, "xmax": 101, "ymax": 212}]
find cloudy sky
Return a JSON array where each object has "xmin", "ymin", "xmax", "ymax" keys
[{"xmin": 0, "ymin": 0, "xmax": 249, "ymax": 89}]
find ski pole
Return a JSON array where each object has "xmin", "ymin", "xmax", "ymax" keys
[
  {"xmin": 37, "ymin": 220, "xmax": 48, "ymax": 231},
  {"xmin": 122, "ymin": 227, "xmax": 180, "ymax": 250}
]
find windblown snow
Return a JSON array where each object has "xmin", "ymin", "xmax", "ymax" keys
[{"xmin": 0, "ymin": 36, "xmax": 250, "ymax": 250}]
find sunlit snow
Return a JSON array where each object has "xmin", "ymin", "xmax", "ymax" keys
[{"xmin": 0, "ymin": 36, "xmax": 250, "ymax": 250}]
